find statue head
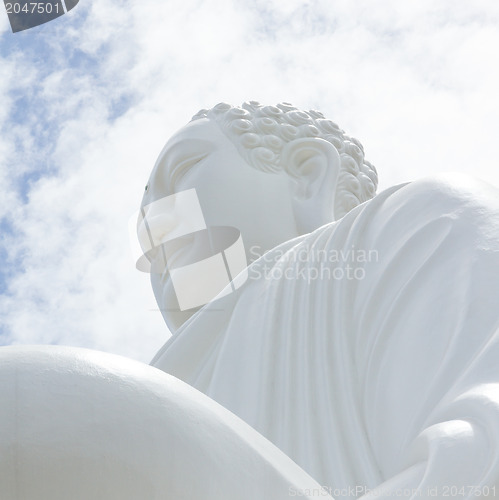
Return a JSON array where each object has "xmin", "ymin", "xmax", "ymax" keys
[
  {"xmin": 189, "ymin": 101, "xmax": 377, "ymax": 221},
  {"xmin": 139, "ymin": 101, "xmax": 378, "ymax": 331}
]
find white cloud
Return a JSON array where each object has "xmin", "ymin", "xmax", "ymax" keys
[{"xmin": 1, "ymin": 0, "xmax": 499, "ymax": 362}]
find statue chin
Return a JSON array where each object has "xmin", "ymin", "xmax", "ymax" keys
[{"xmin": 150, "ymin": 271, "xmax": 196, "ymax": 333}]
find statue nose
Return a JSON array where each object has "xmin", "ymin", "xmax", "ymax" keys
[
  {"xmin": 133, "ymin": 189, "xmax": 208, "ymax": 273},
  {"xmin": 137, "ymin": 213, "xmax": 179, "ymax": 252}
]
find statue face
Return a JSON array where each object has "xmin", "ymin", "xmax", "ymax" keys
[{"xmin": 141, "ymin": 118, "xmax": 300, "ymax": 332}]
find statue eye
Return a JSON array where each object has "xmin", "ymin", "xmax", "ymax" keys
[
  {"xmin": 145, "ymin": 185, "xmax": 149, "ymax": 191},
  {"xmin": 170, "ymin": 153, "xmax": 208, "ymax": 190}
]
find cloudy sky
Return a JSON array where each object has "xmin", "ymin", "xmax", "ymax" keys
[{"xmin": 0, "ymin": 0, "xmax": 498, "ymax": 363}]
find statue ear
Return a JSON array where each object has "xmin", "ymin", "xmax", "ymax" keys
[{"xmin": 281, "ymin": 138, "xmax": 340, "ymax": 233}]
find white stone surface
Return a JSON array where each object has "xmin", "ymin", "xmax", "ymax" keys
[{"xmin": 0, "ymin": 345, "xmax": 332, "ymax": 500}]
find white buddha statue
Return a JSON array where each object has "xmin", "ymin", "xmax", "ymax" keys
[
  {"xmin": 2, "ymin": 101, "xmax": 498, "ymax": 500},
  {"xmin": 143, "ymin": 102, "xmax": 499, "ymax": 499}
]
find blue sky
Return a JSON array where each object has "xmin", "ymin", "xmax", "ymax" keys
[{"xmin": 1, "ymin": 0, "xmax": 499, "ymax": 362}]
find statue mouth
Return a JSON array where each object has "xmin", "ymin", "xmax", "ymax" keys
[
  {"xmin": 147, "ymin": 226, "xmax": 248, "ymax": 312},
  {"xmin": 144, "ymin": 226, "xmax": 241, "ymax": 272}
]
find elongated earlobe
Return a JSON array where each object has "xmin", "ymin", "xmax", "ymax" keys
[{"xmin": 281, "ymin": 138, "xmax": 341, "ymax": 233}]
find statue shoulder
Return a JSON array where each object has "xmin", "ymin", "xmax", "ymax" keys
[
  {"xmin": 304, "ymin": 172, "xmax": 499, "ymax": 272},
  {"xmin": 340, "ymin": 173, "xmax": 499, "ymax": 234},
  {"xmin": 386, "ymin": 173, "xmax": 499, "ymax": 214}
]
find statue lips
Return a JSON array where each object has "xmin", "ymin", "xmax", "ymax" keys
[
  {"xmin": 149, "ymin": 226, "xmax": 245, "ymax": 312},
  {"xmin": 148, "ymin": 226, "xmax": 243, "ymax": 272}
]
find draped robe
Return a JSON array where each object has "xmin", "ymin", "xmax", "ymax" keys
[{"xmin": 152, "ymin": 174, "xmax": 499, "ymax": 499}]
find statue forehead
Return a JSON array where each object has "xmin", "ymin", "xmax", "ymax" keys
[{"xmin": 162, "ymin": 118, "xmax": 232, "ymax": 150}]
